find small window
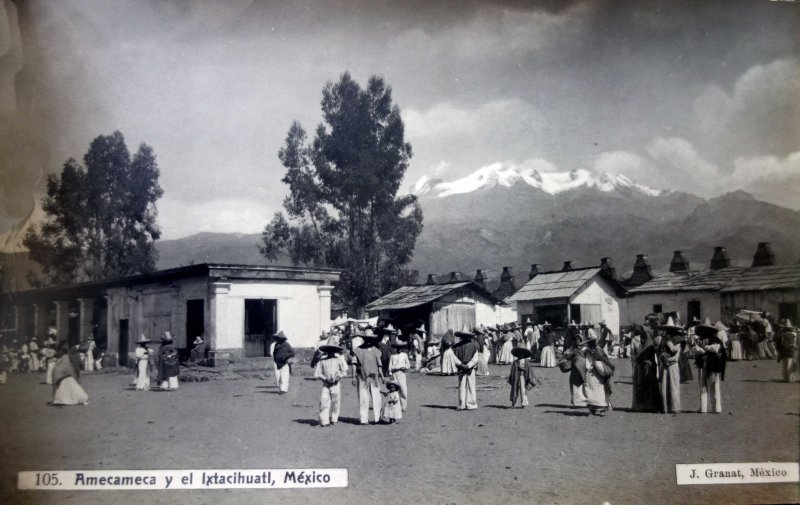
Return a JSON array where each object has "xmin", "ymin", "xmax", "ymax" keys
[{"xmin": 653, "ymin": 304, "xmax": 663, "ymax": 314}]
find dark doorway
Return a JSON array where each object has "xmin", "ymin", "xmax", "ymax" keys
[
  {"xmin": 244, "ymin": 299, "xmax": 277, "ymax": 357},
  {"xmin": 119, "ymin": 319, "xmax": 129, "ymax": 367},
  {"xmin": 68, "ymin": 305, "xmax": 80, "ymax": 347},
  {"xmin": 778, "ymin": 302, "xmax": 798, "ymax": 325},
  {"xmin": 687, "ymin": 300, "xmax": 701, "ymax": 323},
  {"xmin": 186, "ymin": 299, "xmax": 205, "ymax": 358}
]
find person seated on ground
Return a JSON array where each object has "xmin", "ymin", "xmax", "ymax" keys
[{"xmin": 190, "ymin": 335, "xmax": 206, "ymax": 363}]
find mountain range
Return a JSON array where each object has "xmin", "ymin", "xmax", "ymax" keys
[{"xmin": 2, "ymin": 165, "xmax": 798, "ymax": 291}]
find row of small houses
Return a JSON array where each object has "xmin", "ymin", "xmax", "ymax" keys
[
  {"xmin": 366, "ymin": 243, "xmax": 800, "ymax": 340},
  {"xmin": 0, "ymin": 243, "xmax": 798, "ymax": 367}
]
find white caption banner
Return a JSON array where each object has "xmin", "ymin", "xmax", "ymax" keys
[
  {"xmin": 676, "ymin": 463, "xmax": 799, "ymax": 485},
  {"xmin": 18, "ymin": 469, "xmax": 348, "ymax": 491}
]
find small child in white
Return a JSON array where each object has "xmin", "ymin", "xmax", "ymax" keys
[{"xmin": 381, "ymin": 380, "xmax": 403, "ymax": 424}]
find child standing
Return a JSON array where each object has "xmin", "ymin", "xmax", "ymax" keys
[
  {"xmin": 508, "ymin": 347, "xmax": 535, "ymax": 408},
  {"xmin": 388, "ymin": 342, "xmax": 410, "ymax": 411},
  {"xmin": 381, "ymin": 380, "xmax": 402, "ymax": 423}
]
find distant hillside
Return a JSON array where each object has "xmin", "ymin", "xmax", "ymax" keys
[{"xmin": 155, "ymin": 232, "xmax": 274, "ymax": 269}]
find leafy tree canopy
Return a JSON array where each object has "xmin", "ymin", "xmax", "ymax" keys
[
  {"xmin": 261, "ymin": 72, "xmax": 423, "ymax": 315},
  {"xmin": 24, "ymin": 131, "xmax": 164, "ymax": 286}
]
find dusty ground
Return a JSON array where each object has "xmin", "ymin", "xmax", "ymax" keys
[{"xmin": 0, "ymin": 358, "xmax": 798, "ymax": 505}]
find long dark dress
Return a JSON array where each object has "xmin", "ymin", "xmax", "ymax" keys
[
  {"xmin": 678, "ymin": 340, "xmax": 693, "ymax": 383},
  {"xmin": 157, "ymin": 343, "xmax": 180, "ymax": 382},
  {"xmin": 634, "ymin": 344, "xmax": 662, "ymax": 412}
]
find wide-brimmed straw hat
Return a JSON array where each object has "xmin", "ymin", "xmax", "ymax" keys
[
  {"xmin": 693, "ymin": 324, "xmax": 718, "ymax": 339},
  {"xmin": 415, "ymin": 324, "xmax": 427, "ymax": 335},
  {"xmin": 162, "ymin": 331, "xmax": 174, "ymax": 343},
  {"xmin": 358, "ymin": 328, "xmax": 381, "ymax": 342},
  {"xmin": 659, "ymin": 317, "xmax": 685, "ymax": 335},
  {"xmin": 455, "ymin": 325, "xmax": 475, "ymax": 339},
  {"xmin": 193, "ymin": 336, "xmax": 204, "ymax": 345},
  {"xmin": 319, "ymin": 345, "xmax": 343, "ymax": 355},
  {"xmin": 272, "ymin": 330, "xmax": 288, "ymax": 342},
  {"xmin": 511, "ymin": 347, "xmax": 532, "ymax": 359}
]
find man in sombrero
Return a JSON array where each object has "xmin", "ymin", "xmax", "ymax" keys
[
  {"xmin": 314, "ymin": 344, "xmax": 348, "ymax": 427},
  {"xmin": 692, "ymin": 322, "xmax": 727, "ymax": 413},
  {"xmin": 351, "ymin": 328, "xmax": 384, "ymax": 424},
  {"xmin": 453, "ymin": 327, "xmax": 481, "ymax": 410},
  {"xmin": 270, "ymin": 331, "xmax": 295, "ymax": 394}
]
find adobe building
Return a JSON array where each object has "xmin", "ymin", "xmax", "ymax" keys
[{"xmin": 1, "ymin": 263, "xmax": 340, "ymax": 366}]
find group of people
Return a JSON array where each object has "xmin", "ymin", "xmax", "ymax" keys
[
  {"xmin": 0, "ymin": 329, "xmax": 91, "ymax": 405},
  {"xmin": 132, "ymin": 331, "xmax": 183, "ymax": 391}
]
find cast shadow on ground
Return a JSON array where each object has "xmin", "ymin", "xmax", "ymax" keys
[
  {"xmin": 256, "ymin": 390, "xmax": 284, "ymax": 394},
  {"xmin": 421, "ymin": 404, "xmax": 458, "ymax": 410},
  {"xmin": 293, "ymin": 417, "xmax": 362, "ymax": 427},
  {"xmin": 543, "ymin": 410, "xmax": 590, "ymax": 417},
  {"xmin": 485, "ymin": 404, "xmax": 512, "ymax": 409},
  {"xmin": 535, "ymin": 403, "xmax": 583, "ymax": 409},
  {"xmin": 740, "ymin": 379, "xmax": 786, "ymax": 383}
]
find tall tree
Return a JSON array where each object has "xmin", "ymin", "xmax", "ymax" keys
[
  {"xmin": 24, "ymin": 131, "xmax": 164, "ymax": 285},
  {"xmin": 262, "ymin": 72, "xmax": 423, "ymax": 315}
]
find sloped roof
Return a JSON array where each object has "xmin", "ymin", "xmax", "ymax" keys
[
  {"xmin": 720, "ymin": 263, "xmax": 800, "ymax": 292},
  {"xmin": 628, "ymin": 266, "xmax": 763, "ymax": 294},
  {"xmin": 365, "ymin": 281, "xmax": 500, "ymax": 312},
  {"xmin": 508, "ymin": 267, "xmax": 607, "ymax": 302}
]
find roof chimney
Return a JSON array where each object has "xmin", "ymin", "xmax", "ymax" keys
[
  {"xmin": 426, "ymin": 274, "xmax": 438, "ymax": 285},
  {"xmin": 710, "ymin": 246, "xmax": 731, "ymax": 270},
  {"xmin": 449, "ymin": 271, "xmax": 466, "ymax": 283},
  {"xmin": 529, "ymin": 264, "xmax": 541, "ymax": 280},
  {"xmin": 670, "ymin": 250, "xmax": 690, "ymax": 272},
  {"xmin": 752, "ymin": 242, "xmax": 776, "ymax": 267},
  {"xmin": 599, "ymin": 257, "xmax": 617, "ymax": 279},
  {"xmin": 633, "ymin": 254, "xmax": 654, "ymax": 280},
  {"xmin": 474, "ymin": 269, "xmax": 486, "ymax": 287},
  {"xmin": 562, "ymin": 261, "xmax": 573, "ymax": 272},
  {"xmin": 493, "ymin": 267, "xmax": 517, "ymax": 299}
]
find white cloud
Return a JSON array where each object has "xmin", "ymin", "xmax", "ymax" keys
[
  {"xmin": 158, "ymin": 197, "xmax": 273, "ymax": 240},
  {"xmin": 646, "ymin": 137, "xmax": 720, "ymax": 195},
  {"xmin": 592, "ymin": 150, "xmax": 668, "ymax": 189},
  {"xmin": 728, "ymin": 152, "xmax": 800, "ymax": 209},
  {"xmin": 693, "ymin": 58, "xmax": 800, "ymax": 158}
]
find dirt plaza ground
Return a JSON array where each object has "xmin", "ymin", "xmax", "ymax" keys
[{"xmin": 0, "ymin": 358, "xmax": 798, "ymax": 505}]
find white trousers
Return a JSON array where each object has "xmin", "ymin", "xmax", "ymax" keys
[
  {"xmin": 46, "ymin": 361, "xmax": 55, "ymax": 385},
  {"xmin": 160, "ymin": 376, "xmax": 179, "ymax": 390},
  {"xmin": 319, "ymin": 383, "xmax": 341, "ymax": 426},
  {"xmin": 357, "ymin": 378, "xmax": 382, "ymax": 424},
  {"xmin": 274, "ymin": 364, "xmax": 290, "ymax": 392},
  {"xmin": 458, "ymin": 369, "xmax": 478, "ymax": 410},
  {"xmin": 699, "ymin": 369, "xmax": 721, "ymax": 413},
  {"xmin": 392, "ymin": 370, "xmax": 408, "ymax": 411},
  {"xmin": 781, "ymin": 357, "xmax": 798, "ymax": 382}
]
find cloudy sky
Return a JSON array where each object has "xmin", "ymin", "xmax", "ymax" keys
[{"xmin": 0, "ymin": 0, "xmax": 798, "ymax": 247}]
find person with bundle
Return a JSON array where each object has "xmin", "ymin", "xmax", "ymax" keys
[
  {"xmin": 508, "ymin": 347, "xmax": 535, "ymax": 408},
  {"xmin": 658, "ymin": 318, "xmax": 684, "ymax": 414},
  {"xmin": 497, "ymin": 325, "xmax": 514, "ymax": 364},
  {"xmin": 51, "ymin": 342, "xmax": 89, "ymax": 406},
  {"xmin": 270, "ymin": 331, "xmax": 295, "ymax": 394},
  {"xmin": 692, "ymin": 322, "xmax": 727, "ymax": 413},
  {"xmin": 775, "ymin": 319, "xmax": 798, "ymax": 383},
  {"xmin": 157, "ymin": 331, "xmax": 180, "ymax": 391}
]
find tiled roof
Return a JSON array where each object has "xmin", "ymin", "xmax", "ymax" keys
[
  {"xmin": 628, "ymin": 264, "xmax": 799, "ymax": 294},
  {"xmin": 365, "ymin": 282, "xmax": 500, "ymax": 312},
  {"xmin": 507, "ymin": 268, "xmax": 602, "ymax": 302},
  {"xmin": 720, "ymin": 263, "xmax": 800, "ymax": 292}
]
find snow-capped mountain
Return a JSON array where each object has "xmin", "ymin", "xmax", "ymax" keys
[{"xmin": 410, "ymin": 163, "xmax": 667, "ymax": 198}]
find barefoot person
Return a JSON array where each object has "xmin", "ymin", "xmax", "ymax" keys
[
  {"xmin": 157, "ymin": 331, "xmax": 180, "ymax": 391},
  {"xmin": 270, "ymin": 331, "xmax": 294, "ymax": 394},
  {"xmin": 388, "ymin": 341, "xmax": 410, "ymax": 411},
  {"xmin": 658, "ymin": 318, "xmax": 683, "ymax": 414},
  {"xmin": 508, "ymin": 347, "xmax": 535, "ymax": 408},
  {"xmin": 135, "ymin": 335, "xmax": 152, "ymax": 391},
  {"xmin": 351, "ymin": 328, "xmax": 384, "ymax": 424},
  {"xmin": 453, "ymin": 327, "xmax": 481, "ymax": 410},
  {"xmin": 692, "ymin": 323, "xmax": 727, "ymax": 413},
  {"xmin": 314, "ymin": 345, "xmax": 348, "ymax": 427}
]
